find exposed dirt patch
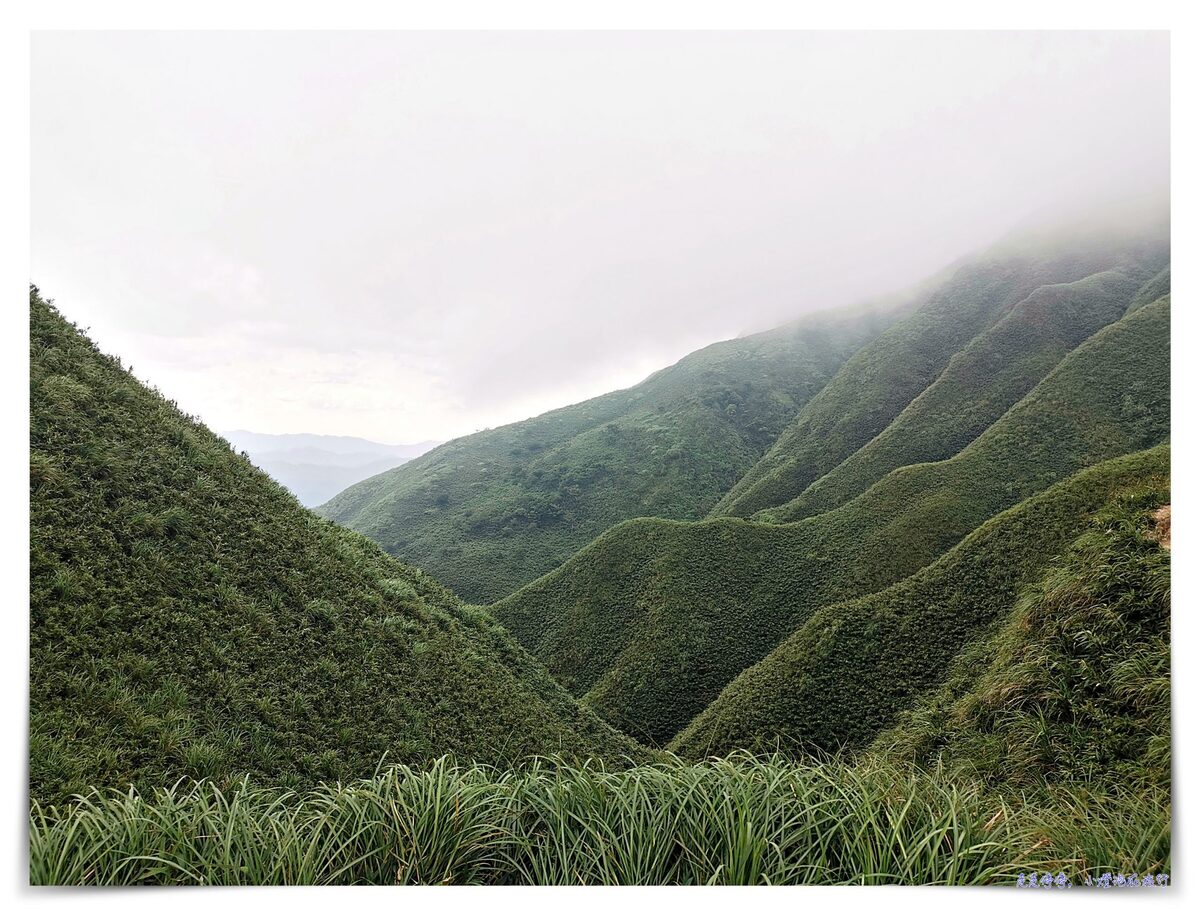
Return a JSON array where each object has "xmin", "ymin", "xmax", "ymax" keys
[{"xmin": 1150, "ymin": 504, "xmax": 1170, "ymax": 551}]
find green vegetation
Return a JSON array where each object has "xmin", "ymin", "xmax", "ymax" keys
[
  {"xmin": 318, "ymin": 300, "xmax": 904, "ymax": 602},
  {"xmin": 765, "ymin": 294, "xmax": 1170, "ymax": 524},
  {"xmin": 27, "ymin": 208, "xmax": 1173, "ymax": 886},
  {"xmin": 775, "ymin": 265, "xmax": 1162, "ymax": 521},
  {"xmin": 672, "ymin": 446, "xmax": 1169, "ymax": 757},
  {"xmin": 1129, "ymin": 265, "xmax": 1171, "ymax": 313},
  {"xmin": 495, "ymin": 301, "xmax": 1170, "ymax": 745},
  {"xmin": 877, "ymin": 488, "xmax": 1170, "ymax": 789},
  {"xmin": 31, "ymin": 488, "xmax": 1175, "ymax": 888},
  {"xmin": 29, "ymin": 753, "xmax": 1168, "ymax": 885},
  {"xmin": 712, "ymin": 220, "xmax": 1168, "ymax": 519},
  {"xmin": 29, "ymin": 288, "xmax": 643, "ymax": 806}
]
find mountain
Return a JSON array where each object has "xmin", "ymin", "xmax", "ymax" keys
[
  {"xmin": 317, "ymin": 296, "xmax": 910, "ymax": 603},
  {"xmin": 493, "ymin": 292, "xmax": 1169, "ymax": 746},
  {"xmin": 321, "ymin": 212, "xmax": 1166, "ymax": 606},
  {"xmin": 29, "ymin": 287, "xmax": 643, "ymax": 805},
  {"xmin": 222, "ymin": 431, "xmax": 439, "ymax": 507},
  {"xmin": 671, "ymin": 445, "xmax": 1170, "ymax": 758},
  {"xmin": 710, "ymin": 215, "xmax": 1168, "ymax": 519},
  {"xmin": 760, "ymin": 266, "xmax": 1164, "ymax": 522}
]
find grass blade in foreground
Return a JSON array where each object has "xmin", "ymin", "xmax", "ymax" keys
[{"xmin": 30, "ymin": 754, "xmax": 1168, "ymax": 886}]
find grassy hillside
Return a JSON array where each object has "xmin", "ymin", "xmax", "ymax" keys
[
  {"xmin": 29, "ymin": 288, "xmax": 643, "ymax": 805},
  {"xmin": 316, "ymin": 300, "xmax": 907, "ymax": 603},
  {"xmin": 875, "ymin": 488, "xmax": 1170, "ymax": 789},
  {"xmin": 495, "ymin": 300, "xmax": 1170, "ymax": 745},
  {"xmin": 712, "ymin": 220, "xmax": 1168, "ymax": 519},
  {"xmin": 1129, "ymin": 265, "xmax": 1171, "ymax": 313},
  {"xmin": 672, "ymin": 446, "xmax": 1169, "ymax": 757},
  {"xmin": 772, "ymin": 265, "xmax": 1160, "ymax": 521}
]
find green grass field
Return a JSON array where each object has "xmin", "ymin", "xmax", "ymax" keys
[{"xmin": 674, "ymin": 448, "xmax": 1170, "ymax": 758}]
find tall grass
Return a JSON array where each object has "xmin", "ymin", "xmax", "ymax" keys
[{"xmin": 29, "ymin": 754, "xmax": 1168, "ymax": 886}]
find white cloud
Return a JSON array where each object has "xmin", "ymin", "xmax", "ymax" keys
[{"xmin": 31, "ymin": 31, "xmax": 1169, "ymax": 442}]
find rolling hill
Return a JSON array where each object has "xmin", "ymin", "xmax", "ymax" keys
[
  {"xmin": 29, "ymin": 287, "xmax": 644, "ymax": 805},
  {"xmin": 493, "ymin": 296, "xmax": 1170, "ymax": 746},
  {"xmin": 671, "ymin": 445, "xmax": 1170, "ymax": 758},
  {"xmin": 26, "ymin": 234, "xmax": 1172, "ymax": 885},
  {"xmin": 317, "ymin": 296, "xmax": 909, "ymax": 602}
]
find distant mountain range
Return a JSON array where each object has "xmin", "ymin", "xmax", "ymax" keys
[{"xmin": 222, "ymin": 430, "xmax": 440, "ymax": 507}]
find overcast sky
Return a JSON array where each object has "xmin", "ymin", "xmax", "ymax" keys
[{"xmin": 31, "ymin": 31, "xmax": 1168, "ymax": 444}]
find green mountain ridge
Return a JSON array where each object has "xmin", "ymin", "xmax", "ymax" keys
[
  {"xmin": 1128, "ymin": 265, "xmax": 1172, "ymax": 313},
  {"xmin": 317, "ymin": 295, "xmax": 909, "ymax": 603},
  {"xmin": 493, "ymin": 295, "xmax": 1170, "ymax": 746},
  {"xmin": 711, "ymin": 221, "xmax": 1168, "ymax": 520},
  {"xmin": 29, "ymin": 288, "xmax": 643, "ymax": 805},
  {"xmin": 766, "ymin": 265, "xmax": 1159, "ymax": 522}
]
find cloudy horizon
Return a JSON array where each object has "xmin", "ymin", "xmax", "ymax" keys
[{"xmin": 31, "ymin": 30, "xmax": 1168, "ymax": 445}]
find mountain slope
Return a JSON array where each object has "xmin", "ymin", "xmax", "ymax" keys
[
  {"xmin": 317, "ymin": 298, "xmax": 906, "ymax": 603},
  {"xmin": 671, "ymin": 446, "xmax": 1169, "ymax": 757},
  {"xmin": 29, "ymin": 288, "xmax": 643, "ymax": 805},
  {"xmin": 494, "ymin": 298, "xmax": 1170, "ymax": 745},
  {"xmin": 711, "ymin": 218, "xmax": 1168, "ymax": 519},
  {"xmin": 1129, "ymin": 265, "xmax": 1171, "ymax": 313},
  {"xmin": 874, "ymin": 488, "xmax": 1171, "ymax": 788},
  {"xmin": 768, "ymin": 264, "xmax": 1161, "ymax": 521}
]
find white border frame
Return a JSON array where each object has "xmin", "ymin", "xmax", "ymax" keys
[{"xmin": 3, "ymin": 4, "xmax": 1193, "ymax": 912}]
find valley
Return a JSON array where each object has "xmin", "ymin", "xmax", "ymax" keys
[{"xmin": 28, "ymin": 208, "xmax": 1172, "ymax": 885}]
